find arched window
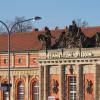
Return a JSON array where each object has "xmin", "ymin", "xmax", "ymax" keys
[
  {"xmin": 2, "ymin": 81, "xmax": 9, "ymax": 100},
  {"xmin": 3, "ymin": 91, "xmax": 9, "ymax": 100},
  {"xmin": 17, "ymin": 81, "xmax": 24, "ymax": 100},
  {"xmin": 32, "ymin": 81, "xmax": 39, "ymax": 100}
]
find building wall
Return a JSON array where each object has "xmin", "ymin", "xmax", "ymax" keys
[{"xmin": 0, "ymin": 48, "xmax": 100, "ymax": 100}]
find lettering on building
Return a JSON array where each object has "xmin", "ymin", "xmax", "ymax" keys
[{"xmin": 47, "ymin": 51, "xmax": 94, "ymax": 59}]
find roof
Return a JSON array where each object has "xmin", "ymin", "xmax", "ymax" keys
[
  {"xmin": 0, "ymin": 26, "xmax": 100, "ymax": 52},
  {"xmin": 82, "ymin": 26, "xmax": 100, "ymax": 37}
]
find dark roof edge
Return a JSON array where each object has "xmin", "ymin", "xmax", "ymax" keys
[{"xmin": 0, "ymin": 49, "xmax": 41, "ymax": 54}]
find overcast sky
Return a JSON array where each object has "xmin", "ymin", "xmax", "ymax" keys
[{"xmin": 0, "ymin": 0, "xmax": 100, "ymax": 29}]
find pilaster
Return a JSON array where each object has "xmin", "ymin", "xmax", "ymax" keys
[
  {"xmin": 44, "ymin": 65, "xmax": 50, "ymax": 100},
  {"xmin": 26, "ymin": 75, "xmax": 29, "ymax": 100},
  {"xmin": 95, "ymin": 64, "xmax": 100, "ymax": 100},
  {"xmin": 26, "ymin": 53, "xmax": 29, "ymax": 67},
  {"xmin": 39, "ymin": 66, "xmax": 44, "ymax": 100},
  {"xmin": 59, "ymin": 65, "xmax": 66, "ymax": 100},
  {"xmin": 77, "ymin": 65, "xmax": 84, "ymax": 100}
]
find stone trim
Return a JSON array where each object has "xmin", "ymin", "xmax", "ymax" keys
[{"xmin": 38, "ymin": 58, "xmax": 100, "ymax": 65}]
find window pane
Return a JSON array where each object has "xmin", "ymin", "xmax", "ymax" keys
[
  {"xmin": 17, "ymin": 81, "xmax": 24, "ymax": 100},
  {"xmin": 69, "ymin": 76, "xmax": 76, "ymax": 100},
  {"xmin": 32, "ymin": 81, "xmax": 39, "ymax": 100},
  {"xmin": 70, "ymin": 85, "xmax": 76, "ymax": 91}
]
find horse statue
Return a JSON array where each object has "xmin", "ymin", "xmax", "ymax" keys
[
  {"xmin": 38, "ymin": 34, "xmax": 47, "ymax": 49},
  {"xmin": 37, "ymin": 24, "xmax": 100, "ymax": 50},
  {"xmin": 52, "ymin": 31, "xmax": 68, "ymax": 49},
  {"xmin": 38, "ymin": 27, "xmax": 54, "ymax": 50},
  {"xmin": 52, "ymin": 27, "xmax": 85, "ymax": 49},
  {"xmin": 64, "ymin": 23, "xmax": 99, "ymax": 48}
]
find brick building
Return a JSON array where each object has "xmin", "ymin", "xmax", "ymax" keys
[{"xmin": 0, "ymin": 26, "xmax": 100, "ymax": 100}]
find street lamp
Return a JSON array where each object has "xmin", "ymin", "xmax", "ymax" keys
[{"xmin": 0, "ymin": 16, "xmax": 41, "ymax": 100}]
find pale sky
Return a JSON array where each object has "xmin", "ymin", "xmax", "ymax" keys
[{"xmin": 0, "ymin": 0, "xmax": 100, "ymax": 29}]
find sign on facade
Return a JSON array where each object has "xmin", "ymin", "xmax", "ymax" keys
[{"xmin": 47, "ymin": 50, "xmax": 94, "ymax": 59}]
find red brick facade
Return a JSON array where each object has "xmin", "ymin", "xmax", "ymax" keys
[{"xmin": 0, "ymin": 27, "xmax": 100, "ymax": 100}]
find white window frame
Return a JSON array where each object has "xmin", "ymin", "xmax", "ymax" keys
[{"xmin": 69, "ymin": 76, "xmax": 76, "ymax": 100}]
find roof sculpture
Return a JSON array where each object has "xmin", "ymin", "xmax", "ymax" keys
[{"xmin": 38, "ymin": 21, "xmax": 100, "ymax": 49}]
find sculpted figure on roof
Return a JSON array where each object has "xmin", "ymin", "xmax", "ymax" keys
[
  {"xmin": 38, "ymin": 22, "xmax": 99, "ymax": 51},
  {"xmin": 38, "ymin": 26, "xmax": 55, "ymax": 50},
  {"xmin": 44, "ymin": 27, "xmax": 54, "ymax": 49},
  {"xmin": 69, "ymin": 20, "xmax": 78, "ymax": 35}
]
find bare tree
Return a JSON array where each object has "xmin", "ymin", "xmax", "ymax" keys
[
  {"xmin": 75, "ymin": 19, "xmax": 88, "ymax": 27},
  {"xmin": 11, "ymin": 16, "xmax": 33, "ymax": 32},
  {"xmin": 0, "ymin": 16, "xmax": 33, "ymax": 33}
]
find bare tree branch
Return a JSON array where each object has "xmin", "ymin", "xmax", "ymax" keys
[{"xmin": 0, "ymin": 16, "xmax": 33, "ymax": 33}]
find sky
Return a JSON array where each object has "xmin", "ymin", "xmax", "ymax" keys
[{"xmin": 0, "ymin": 0, "xmax": 100, "ymax": 29}]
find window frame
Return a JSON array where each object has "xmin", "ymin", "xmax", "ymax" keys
[
  {"xmin": 17, "ymin": 81, "xmax": 25, "ymax": 100},
  {"xmin": 4, "ymin": 58, "xmax": 8, "ymax": 64},
  {"xmin": 32, "ymin": 81, "xmax": 39, "ymax": 100},
  {"xmin": 68, "ymin": 75, "xmax": 77, "ymax": 100}
]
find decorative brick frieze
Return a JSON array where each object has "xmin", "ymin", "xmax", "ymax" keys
[{"xmin": 0, "ymin": 68, "xmax": 39, "ymax": 76}]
